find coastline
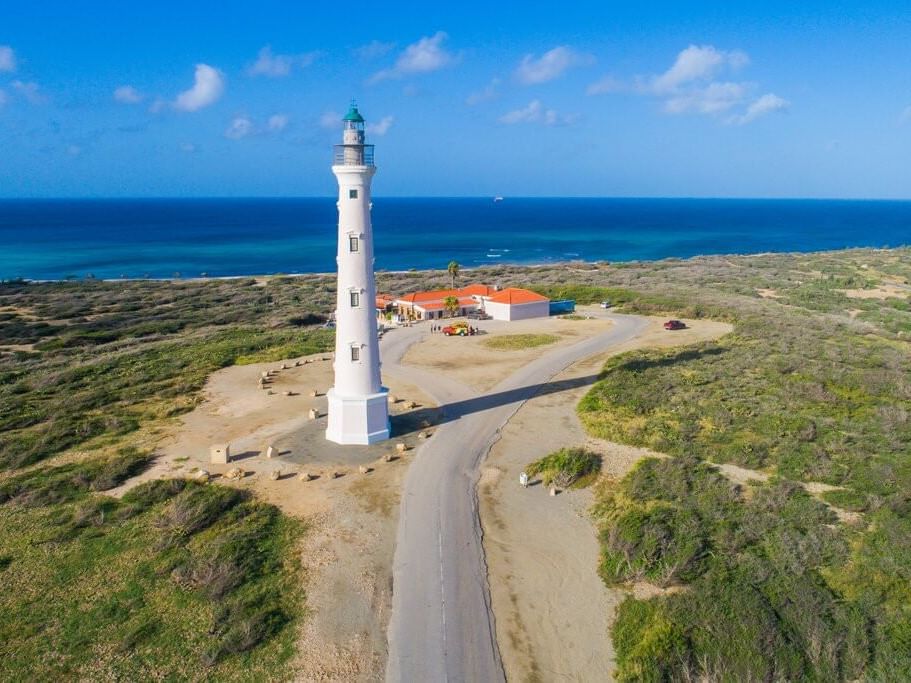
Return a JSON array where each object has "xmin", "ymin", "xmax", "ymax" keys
[{"xmin": 6, "ymin": 245, "xmax": 908, "ymax": 285}]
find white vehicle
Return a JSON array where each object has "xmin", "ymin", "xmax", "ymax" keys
[{"xmin": 599, "ymin": 300, "xmax": 612, "ymax": 309}]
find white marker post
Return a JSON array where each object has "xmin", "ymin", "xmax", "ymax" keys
[{"xmin": 519, "ymin": 471, "xmax": 529, "ymax": 488}]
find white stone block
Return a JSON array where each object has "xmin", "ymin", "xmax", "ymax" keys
[{"xmin": 210, "ymin": 444, "xmax": 230, "ymax": 464}]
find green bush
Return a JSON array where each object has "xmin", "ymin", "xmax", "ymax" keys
[{"xmin": 526, "ymin": 447, "xmax": 600, "ymax": 487}]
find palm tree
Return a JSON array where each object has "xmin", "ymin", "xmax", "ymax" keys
[
  {"xmin": 443, "ymin": 295, "xmax": 459, "ymax": 318},
  {"xmin": 448, "ymin": 260, "xmax": 460, "ymax": 289}
]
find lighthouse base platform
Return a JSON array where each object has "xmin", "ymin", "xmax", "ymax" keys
[{"xmin": 325, "ymin": 388, "xmax": 391, "ymax": 445}]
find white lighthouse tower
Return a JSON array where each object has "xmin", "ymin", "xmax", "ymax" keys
[{"xmin": 325, "ymin": 103, "xmax": 390, "ymax": 445}]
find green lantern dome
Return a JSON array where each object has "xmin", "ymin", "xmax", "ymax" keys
[{"xmin": 343, "ymin": 102, "xmax": 365, "ymax": 123}]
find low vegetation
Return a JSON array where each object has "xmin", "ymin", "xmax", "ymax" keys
[
  {"xmin": 482, "ymin": 333, "xmax": 560, "ymax": 351},
  {"xmin": 526, "ymin": 447, "xmax": 600, "ymax": 488},
  {"xmin": 568, "ymin": 249, "xmax": 911, "ymax": 681},
  {"xmin": 0, "ymin": 456, "xmax": 302, "ymax": 680}
]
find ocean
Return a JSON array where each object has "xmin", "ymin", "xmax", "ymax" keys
[{"xmin": 1, "ymin": 197, "xmax": 909, "ymax": 280}]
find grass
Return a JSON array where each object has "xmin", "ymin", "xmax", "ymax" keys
[
  {"xmin": 526, "ymin": 447, "xmax": 600, "ymax": 488},
  {"xmin": 482, "ymin": 333, "xmax": 560, "ymax": 351},
  {"xmin": 565, "ymin": 248, "xmax": 911, "ymax": 681},
  {"xmin": 0, "ymin": 460, "xmax": 303, "ymax": 681}
]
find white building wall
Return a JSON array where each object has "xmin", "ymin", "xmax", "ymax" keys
[{"xmin": 485, "ymin": 300, "xmax": 550, "ymax": 321}]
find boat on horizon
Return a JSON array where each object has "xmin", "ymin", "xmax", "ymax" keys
[{"xmin": 494, "ymin": 196, "xmax": 504, "ymax": 202}]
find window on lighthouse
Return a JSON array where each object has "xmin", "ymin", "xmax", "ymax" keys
[
  {"xmin": 349, "ymin": 236, "xmax": 359, "ymax": 252},
  {"xmin": 349, "ymin": 189, "xmax": 358, "ymax": 199},
  {"xmin": 350, "ymin": 291, "xmax": 360, "ymax": 307},
  {"xmin": 350, "ymin": 347, "xmax": 360, "ymax": 362}
]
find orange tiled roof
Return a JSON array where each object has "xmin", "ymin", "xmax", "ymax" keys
[
  {"xmin": 458, "ymin": 283, "xmax": 497, "ymax": 297},
  {"xmin": 415, "ymin": 297, "xmax": 479, "ymax": 311},
  {"xmin": 397, "ymin": 283, "xmax": 494, "ymax": 304},
  {"xmin": 488, "ymin": 288, "xmax": 549, "ymax": 305}
]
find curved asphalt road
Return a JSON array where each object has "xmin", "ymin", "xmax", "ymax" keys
[{"xmin": 383, "ymin": 313, "xmax": 650, "ymax": 683}]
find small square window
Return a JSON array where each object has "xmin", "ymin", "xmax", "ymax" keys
[
  {"xmin": 349, "ymin": 236, "xmax": 359, "ymax": 252},
  {"xmin": 348, "ymin": 189, "xmax": 358, "ymax": 199},
  {"xmin": 350, "ymin": 291, "xmax": 360, "ymax": 307},
  {"xmin": 350, "ymin": 347, "xmax": 360, "ymax": 361}
]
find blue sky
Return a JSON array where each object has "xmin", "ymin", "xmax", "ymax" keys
[{"xmin": 1, "ymin": 1, "xmax": 910, "ymax": 198}]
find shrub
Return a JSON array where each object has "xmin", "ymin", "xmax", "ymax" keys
[{"xmin": 526, "ymin": 447, "xmax": 600, "ymax": 487}]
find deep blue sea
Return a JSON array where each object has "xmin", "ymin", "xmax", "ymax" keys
[{"xmin": 1, "ymin": 198, "xmax": 910, "ymax": 280}]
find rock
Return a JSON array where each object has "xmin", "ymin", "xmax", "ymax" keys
[
  {"xmin": 419, "ymin": 431, "xmax": 430, "ymax": 439},
  {"xmin": 298, "ymin": 472, "xmax": 313, "ymax": 482},
  {"xmin": 224, "ymin": 467, "xmax": 244, "ymax": 480},
  {"xmin": 193, "ymin": 469, "xmax": 210, "ymax": 482},
  {"xmin": 327, "ymin": 471, "xmax": 338, "ymax": 479},
  {"xmin": 261, "ymin": 371, "xmax": 269, "ymax": 379},
  {"xmin": 387, "ymin": 394, "xmax": 398, "ymax": 404},
  {"xmin": 358, "ymin": 465, "xmax": 370, "ymax": 474},
  {"xmin": 269, "ymin": 470, "xmax": 280, "ymax": 481},
  {"xmin": 265, "ymin": 445, "xmax": 277, "ymax": 459},
  {"xmin": 404, "ymin": 401, "xmax": 417, "ymax": 409},
  {"xmin": 283, "ymin": 390, "xmax": 292, "ymax": 396},
  {"xmin": 295, "ymin": 360, "xmax": 302, "ymax": 367},
  {"xmin": 308, "ymin": 408, "xmax": 319, "ymax": 419},
  {"xmin": 395, "ymin": 442, "xmax": 407, "ymax": 453},
  {"xmin": 309, "ymin": 390, "xmax": 319, "ymax": 397},
  {"xmin": 383, "ymin": 453, "xmax": 394, "ymax": 463},
  {"xmin": 281, "ymin": 363, "xmax": 288, "ymax": 370}
]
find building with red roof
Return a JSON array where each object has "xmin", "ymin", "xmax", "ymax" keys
[{"xmin": 390, "ymin": 284, "xmax": 550, "ymax": 322}]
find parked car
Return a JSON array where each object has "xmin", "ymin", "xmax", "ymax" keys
[
  {"xmin": 599, "ymin": 300, "xmax": 612, "ymax": 309},
  {"xmin": 663, "ymin": 319, "xmax": 686, "ymax": 330},
  {"xmin": 467, "ymin": 310, "xmax": 491, "ymax": 320}
]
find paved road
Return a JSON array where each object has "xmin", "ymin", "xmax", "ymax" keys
[{"xmin": 382, "ymin": 313, "xmax": 650, "ymax": 683}]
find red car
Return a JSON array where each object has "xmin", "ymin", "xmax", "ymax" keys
[{"xmin": 664, "ymin": 319, "xmax": 686, "ymax": 330}]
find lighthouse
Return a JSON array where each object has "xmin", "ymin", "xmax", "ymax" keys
[{"xmin": 325, "ymin": 103, "xmax": 390, "ymax": 445}]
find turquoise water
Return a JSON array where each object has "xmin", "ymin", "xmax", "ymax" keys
[{"xmin": 1, "ymin": 197, "xmax": 909, "ymax": 280}]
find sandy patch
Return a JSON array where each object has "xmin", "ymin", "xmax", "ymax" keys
[
  {"xmin": 401, "ymin": 315, "xmax": 614, "ymax": 392},
  {"xmin": 480, "ymin": 313, "xmax": 732, "ymax": 681},
  {"xmin": 837, "ymin": 284, "xmax": 909, "ymax": 300},
  {"xmin": 757, "ymin": 288, "xmax": 781, "ymax": 299}
]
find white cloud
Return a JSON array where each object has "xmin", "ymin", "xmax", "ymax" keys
[
  {"xmin": 320, "ymin": 111, "xmax": 342, "ymax": 129},
  {"xmin": 370, "ymin": 31, "xmax": 454, "ymax": 82},
  {"xmin": 225, "ymin": 116, "xmax": 254, "ymax": 139},
  {"xmin": 652, "ymin": 44, "xmax": 748, "ymax": 93},
  {"xmin": 267, "ymin": 113, "xmax": 289, "ymax": 131},
  {"xmin": 0, "ymin": 45, "xmax": 15, "ymax": 72},
  {"xmin": 499, "ymin": 99, "xmax": 575, "ymax": 126},
  {"xmin": 514, "ymin": 46, "xmax": 590, "ymax": 85},
  {"xmin": 174, "ymin": 64, "xmax": 224, "ymax": 112},
  {"xmin": 466, "ymin": 78, "xmax": 500, "ymax": 105},
  {"xmin": 66, "ymin": 145, "xmax": 82, "ymax": 157},
  {"xmin": 586, "ymin": 75, "xmax": 624, "ymax": 96},
  {"xmin": 367, "ymin": 115, "xmax": 394, "ymax": 136},
  {"xmin": 356, "ymin": 40, "xmax": 396, "ymax": 60},
  {"xmin": 246, "ymin": 46, "xmax": 318, "ymax": 78},
  {"xmin": 665, "ymin": 81, "xmax": 747, "ymax": 114},
  {"xmin": 180, "ymin": 142, "xmax": 197, "ymax": 153},
  {"xmin": 113, "ymin": 85, "xmax": 144, "ymax": 104},
  {"xmin": 12, "ymin": 80, "xmax": 46, "ymax": 104},
  {"xmin": 729, "ymin": 93, "xmax": 790, "ymax": 124}
]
